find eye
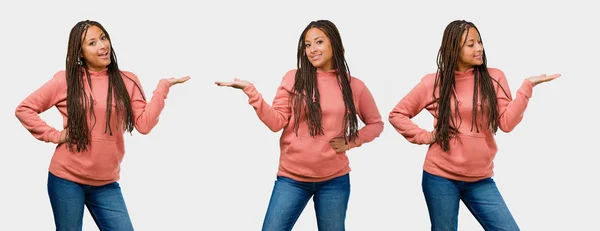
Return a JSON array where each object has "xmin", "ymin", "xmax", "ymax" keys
[
  {"xmin": 305, "ymin": 44, "xmax": 311, "ymax": 48},
  {"xmin": 101, "ymin": 35, "xmax": 107, "ymax": 40},
  {"xmin": 317, "ymin": 40, "xmax": 323, "ymax": 44},
  {"xmin": 467, "ymin": 44, "xmax": 474, "ymax": 47},
  {"xmin": 89, "ymin": 41, "xmax": 96, "ymax": 46}
]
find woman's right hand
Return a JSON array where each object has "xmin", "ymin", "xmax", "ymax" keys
[
  {"xmin": 215, "ymin": 78, "xmax": 251, "ymax": 90},
  {"xmin": 57, "ymin": 129, "xmax": 69, "ymax": 144},
  {"xmin": 427, "ymin": 128, "xmax": 457, "ymax": 144}
]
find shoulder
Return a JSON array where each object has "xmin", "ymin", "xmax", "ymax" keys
[
  {"xmin": 349, "ymin": 75, "xmax": 366, "ymax": 89},
  {"xmin": 119, "ymin": 70, "xmax": 138, "ymax": 79},
  {"xmin": 51, "ymin": 70, "xmax": 67, "ymax": 85},
  {"xmin": 415, "ymin": 72, "xmax": 438, "ymax": 89},
  {"xmin": 283, "ymin": 69, "xmax": 297, "ymax": 80},
  {"xmin": 279, "ymin": 69, "xmax": 297, "ymax": 89},
  {"xmin": 421, "ymin": 72, "xmax": 437, "ymax": 83},
  {"xmin": 487, "ymin": 67, "xmax": 506, "ymax": 82},
  {"xmin": 119, "ymin": 70, "xmax": 141, "ymax": 84},
  {"xmin": 53, "ymin": 70, "xmax": 66, "ymax": 77}
]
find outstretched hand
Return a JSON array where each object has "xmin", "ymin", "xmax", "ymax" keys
[
  {"xmin": 527, "ymin": 74, "xmax": 561, "ymax": 86},
  {"xmin": 166, "ymin": 76, "xmax": 191, "ymax": 86},
  {"xmin": 215, "ymin": 78, "xmax": 251, "ymax": 90}
]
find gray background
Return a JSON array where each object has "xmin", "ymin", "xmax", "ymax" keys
[{"xmin": 1, "ymin": 0, "xmax": 597, "ymax": 230}]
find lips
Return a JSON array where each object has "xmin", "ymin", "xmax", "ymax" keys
[
  {"xmin": 310, "ymin": 54, "xmax": 321, "ymax": 61},
  {"xmin": 99, "ymin": 50, "xmax": 109, "ymax": 58}
]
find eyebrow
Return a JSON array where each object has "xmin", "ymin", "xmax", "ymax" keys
[
  {"xmin": 305, "ymin": 36, "xmax": 323, "ymax": 42},
  {"xmin": 85, "ymin": 33, "xmax": 105, "ymax": 42}
]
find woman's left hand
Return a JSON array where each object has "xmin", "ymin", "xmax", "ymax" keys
[
  {"xmin": 166, "ymin": 76, "xmax": 191, "ymax": 86},
  {"xmin": 330, "ymin": 137, "xmax": 349, "ymax": 153},
  {"xmin": 527, "ymin": 73, "xmax": 561, "ymax": 86}
]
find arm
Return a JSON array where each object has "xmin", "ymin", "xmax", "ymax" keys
[
  {"xmin": 495, "ymin": 72, "xmax": 534, "ymax": 132},
  {"xmin": 348, "ymin": 85, "xmax": 384, "ymax": 149},
  {"xmin": 388, "ymin": 79, "xmax": 434, "ymax": 145},
  {"xmin": 242, "ymin": 76, "xmax": 293, "ymax": 132},
  {"xmin": 15, "ymin": 73, "xmax": 64, "ymax": 143},
  {"xmin": 127, "ymin": 73, "xmax": 172, "ymax": 135}
]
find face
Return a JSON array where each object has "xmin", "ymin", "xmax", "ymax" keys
[
  {"xmin": 304, "ymin": 28, "xmax": 333, "ymax": 72},
  {"xmin": 457, "ymin": 27, "xmax": 483, "ymax": 72},
  {"xmin": 81, "ymin": 25, "xmax": 111, "ymax": 72}
]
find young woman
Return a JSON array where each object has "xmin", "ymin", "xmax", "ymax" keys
[
  {"xmin": 15, "ymin": 20, "xmax": 190, "ymax": 230},
  {"xmin": 216, "ymin": 20, "xmax": 384, "ymax": 231},
  {"xmin": 389, "ymin": 20, "xmax": 560, "ymax": 231}
]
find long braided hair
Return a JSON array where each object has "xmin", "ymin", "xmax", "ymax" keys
[
  {"xmin": 65, "ymin": 20, "xmax": 142, "ymax": 152},
  {"xmin": 291, "ymin": 20, "xmax": 359, "ymax": 143},
  {"xmin": 433, "ymin": 20, "xmax": 508, "ymax": 151}
]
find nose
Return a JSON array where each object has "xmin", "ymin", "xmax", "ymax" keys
[
  {"xmin": 98, "ymin": 40, "xmax": 107, "ymax": 50},
  {"xmin": 475, "ymin": 43, "xmax": 483, "ymax": 51},
  {"xmin": 309, "ymin": 44, "xmax": 318, "ymax": 53}
]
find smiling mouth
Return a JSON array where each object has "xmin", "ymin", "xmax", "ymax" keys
[{"xmin": 311, "ymin": 55, "xmax": 321, "ymax": 61}]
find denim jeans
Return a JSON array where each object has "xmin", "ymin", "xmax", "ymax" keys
[
  {"xmin": 47, "ymin": 172, "xmax": 134, "ymax": 231},
  {"xmin": 422, "ymin": 170, "xmax": 519, "ymax": 231},
  {"xmin": 262, "ymin": 174, "xmax": 351, "ymax": 231}
]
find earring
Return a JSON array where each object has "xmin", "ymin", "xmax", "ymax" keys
[{"xmin": 77, "ymin": 57, "xmax": 82, "ymax": 66}]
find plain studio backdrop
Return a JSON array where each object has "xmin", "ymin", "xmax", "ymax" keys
[{"xmin": 1, "ymin": 0, "xmax": 597, "ymax": 230}]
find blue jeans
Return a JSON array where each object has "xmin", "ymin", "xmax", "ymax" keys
[
  {"xmin": 262, "ymin": 174, "xmax": 351, "ymax": 231},
  {"xmin": 47, "ymin": 172, "xmax": 134, "ymax": 231},
  {"xmin": 422, "ymin": 170, "xmax": 519, "ymax": 231}
]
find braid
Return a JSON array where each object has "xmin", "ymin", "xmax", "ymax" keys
[
  {"xmin": 292, "ymin": 20, "xmax": 359, "ymax": 142},
  {"xmin": 65, "ymin": 20, "xmax": 143, "ymax": 152},
  {"xmin": 434, "ymin": 20, "xmax": 509, "ymax": 151}
]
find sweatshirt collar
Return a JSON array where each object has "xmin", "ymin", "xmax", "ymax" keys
[
  {"xmin": 81, "ymin": 67, "xmax": 109, "ymax": 78},
  {"xmin": 454, "ymin": 68, "xmax": 474, "ymax": 78}
]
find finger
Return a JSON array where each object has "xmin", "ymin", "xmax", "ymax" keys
[
  {"xmin": 215, "ymin": 82, "xmax": 234, "ymax": 87},
  {"xmin": 546, "ymin": 74, "xmax": 561, "ymax": 80},
  {"xmin": 179, "ymin": 76, "xmax": 191, "ymax": 82},
  {"xmin": 234, "ymin": 78, "xmax": 241, "ymax": 81}
]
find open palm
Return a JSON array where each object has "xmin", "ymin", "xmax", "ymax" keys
[
  {"xmin": 166, "ymin": 76, "xmax": 191, "ymax": 86},
  {"xmin": 215, "ymin": 78, "xmax": 251, "ymax": 90},
  {"xmin": 527, "ymin": 74, "xmax": 561, "ymax": 86}
]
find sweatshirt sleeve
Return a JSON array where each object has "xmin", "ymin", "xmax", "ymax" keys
[
  {"xmin": 126, "ymin": 72, "xmax": 171, "ymax": 135},
  {"xmin": 495, "ymin": 70, "xmax": 534, "ymax": 132},
  {"xmin": 15, "ymin": 72, "xmax": 65, "ymax": 143},
  {"xmin": 241, "ymin": 72, "xmax": 293, "ymax": 132},
  {"xmin": 388, "ymin": 78, "xmax": 434, "ymax": 144},
  {"xmin": 348, "ymin": 84, "xmax": 384, "ymax": 149}
]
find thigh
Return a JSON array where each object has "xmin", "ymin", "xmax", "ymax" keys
[
  {"xmin": 461, "ymin": 178, "xmax": 519, "ymax": 231},
  {"xmin": 47, "ymin": 172, "xmax": 86, "ymax": 231},
  {"xmin": 313, "ymin": 174, "xmax": 351, "ymax": 231},
  {"xmin": 262, "ymin": 176, "xmax": 313, "ymax": 231},
  {"xmin": 85, "ymin": 182, "xmax": 134, "ymax": 231},
  {"xmin": 422, "ymin": 170, "xmax": 461, "ymax": 231}
]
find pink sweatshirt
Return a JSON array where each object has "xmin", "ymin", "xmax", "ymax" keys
[
  {"xmin": 15, "ymin": 68, "xmax": 171, "ymax": 186},
  {"xmin": 243, "ymin": 69, "xmax": 384, "ymax": 182},
  {"xmin": 389, "ymin": 68, "xmax": 534, "ymax": 182}
]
